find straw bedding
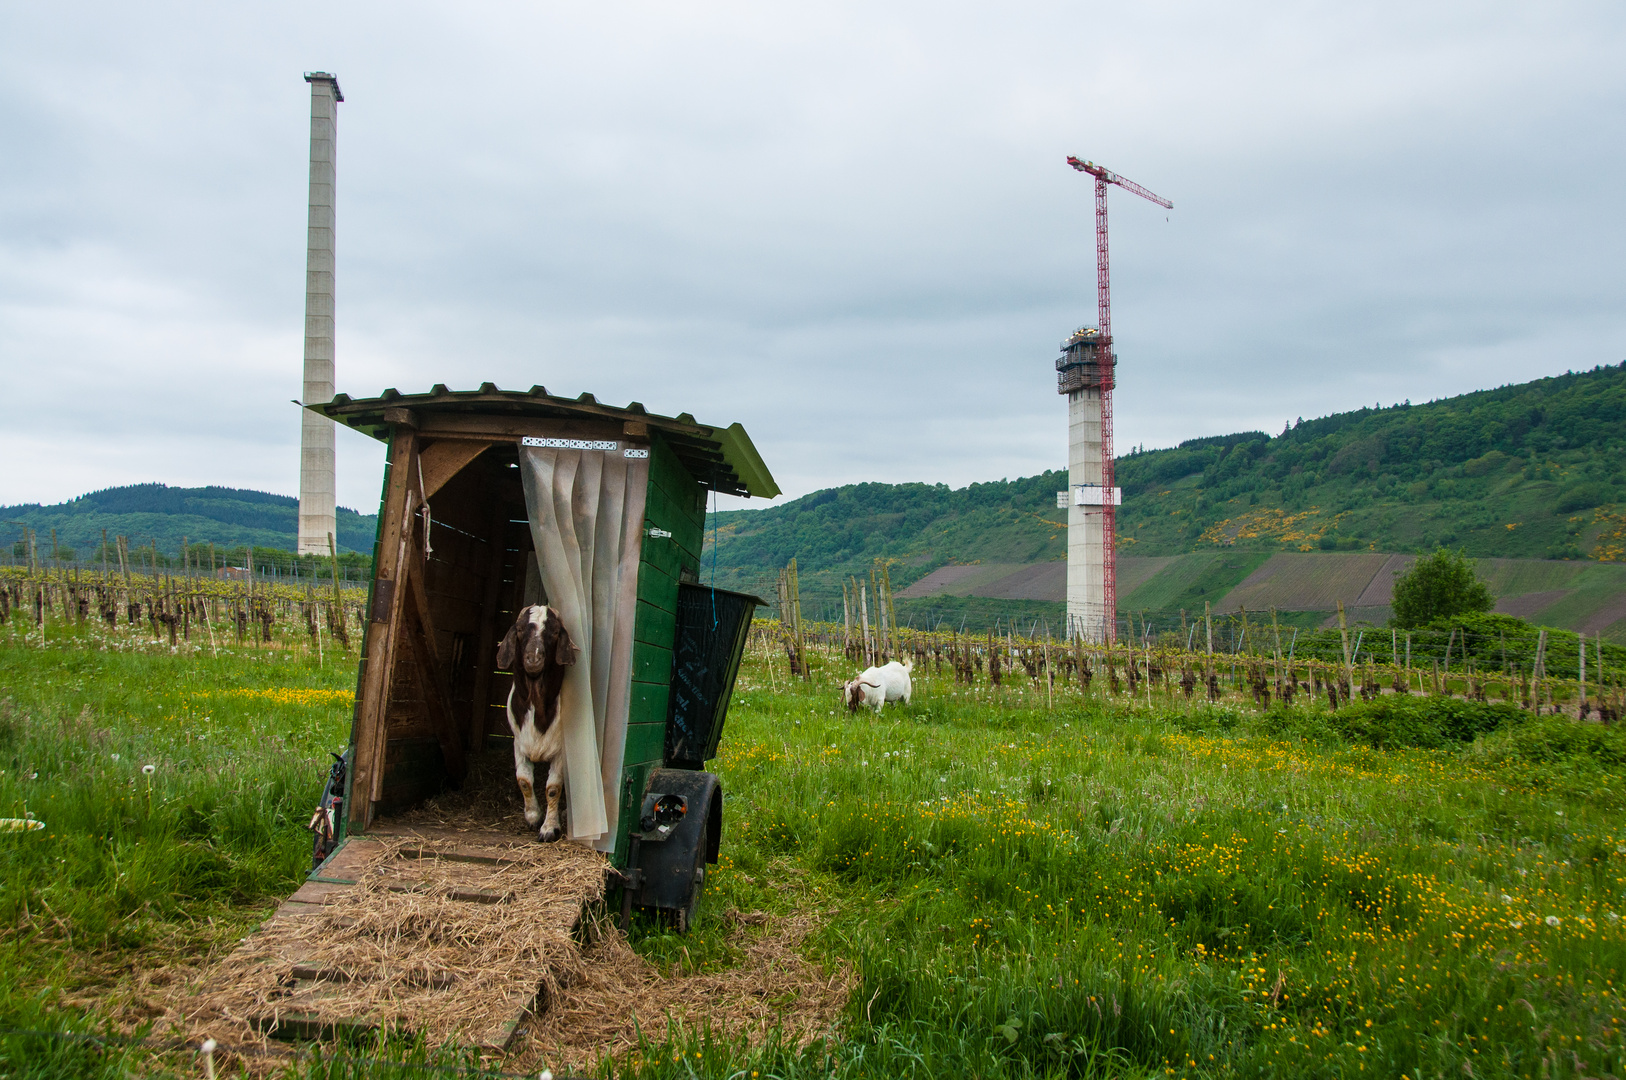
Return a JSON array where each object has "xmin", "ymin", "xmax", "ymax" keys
[
  {"xmin": 139, "ymin": 754, "xmax": 852, "ymax": 1067},
  {"xmin": 386, "ymin": 747, "xmax": 544, "ymax": 835},
  {"xmin": 179, "ymin": 834, "xmax": 604, "ymax": 1049},
  {"xmin": 147, "ymin": 824, "xmax": 850, "ymax": 1071},
  {"xmin": 515, "ymin": 904, "xmax": 854, "ymax": 1073}
]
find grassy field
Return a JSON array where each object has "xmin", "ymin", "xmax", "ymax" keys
[{"xmin": 5, "ymin": 619, "xmax": 1626, "ymax": 1078}]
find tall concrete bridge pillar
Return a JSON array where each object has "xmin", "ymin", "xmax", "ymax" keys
[{"xmin": 298, "ymin": 71, "xmax": 341, "ymax": 556}]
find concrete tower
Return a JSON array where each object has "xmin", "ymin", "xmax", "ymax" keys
[
  {"xmin": 1057, "ymin": 328, "xmax": 1118, "ymax": 641},
  {"xmin": 298, "ymin": 71, "xmax": 342, "ymax": 555}
]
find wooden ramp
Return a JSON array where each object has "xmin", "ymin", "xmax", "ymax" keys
[{"xmin": 186, "ymin": 826, "xmax": 607, "ymax": 1051}]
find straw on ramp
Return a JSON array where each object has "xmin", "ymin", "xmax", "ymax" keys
[{"xmin": 180, "ymin": 829, "xmax": 606, "ymax": 1052}]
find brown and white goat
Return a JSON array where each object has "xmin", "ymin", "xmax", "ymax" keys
[{"xmin": 496, "ymin": 605, "xmax": 578, "ymax": 842}]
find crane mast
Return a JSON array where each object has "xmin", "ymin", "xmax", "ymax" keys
[{"xmin": 1064, "ymin": 157, "xmax": 1171, "ymax": 642}]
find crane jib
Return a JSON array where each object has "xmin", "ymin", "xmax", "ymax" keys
[{"xmin": 1066, "ymin": 156, "xmax": 1172, "ymax": 209}]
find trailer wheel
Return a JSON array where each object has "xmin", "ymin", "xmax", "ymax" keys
[{"xmin": 675, "ymin": 831, "xmax": 707, "ymax": 934}]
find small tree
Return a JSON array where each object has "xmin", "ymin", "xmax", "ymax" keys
[{"xmin": 1390, "ymin": 548, "xmax": 1494, "ymax": 628}]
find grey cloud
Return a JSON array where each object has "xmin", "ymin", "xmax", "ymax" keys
[{"xmin": 1, "ymin": 1, "xmax": 1622, "ymax": 514}]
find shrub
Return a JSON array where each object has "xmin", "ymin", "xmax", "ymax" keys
[
  {"xmin": 1471, "ymin": 716, "xmax": 1626, "ymax": 807},
  {"xmin": 1327, "ymin": 696, "xmax": 1524, "ymax": 750},
  {"xmin": 1463, "ymin": 450, "xmax": 1511, "ymax": 477},
  {"xmin": 1556, "ymin": 482, "xmax": 1610, "ymax": 513},
  {"xmin": 1391, "ymin": 548, "xmax": 1494, "ymax": 628},
  {"xmin": 1482, "ymin": 715, "xmax": 1626, "ymax": 767}
]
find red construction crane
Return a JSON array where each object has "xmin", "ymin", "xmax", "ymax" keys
[{"xmin": 1066, "ymin": 156, "xmax": 1171, "ymax": 642}]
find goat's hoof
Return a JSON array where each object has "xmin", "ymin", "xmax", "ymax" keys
[
  {"xmin": 523, "ymin": 809, "xmax": 542, "ymax": 827},
  {"xmin": 538, "ymin": 825, "xmax": 563, "ymax": 843}
]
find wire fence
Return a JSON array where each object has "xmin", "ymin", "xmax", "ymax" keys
[
  {"xmin": 0, "ymin": 566, "xmax": 367, "ymax": 657},
  {"xmin": 3, "ymin": 523, "xmax": 373, "ymax": 590},
  {"xmin": 753, "ymin": 615, "xmax": 1626, "ymax": 719}
]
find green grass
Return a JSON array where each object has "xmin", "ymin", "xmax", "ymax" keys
[
  {"xmin": 894, "ymin": 595, "xmax": 1066, "ymax": 635},
  {"xmin": 701, "ymin": 669, "xmax": 1626, "ymax": 1079},
  {"xmin": 7, "ymin": 618, "xmax": 1626, "ymax": 1077},
  {"xmin": 0, "ymin": 618, "xmax": 353, "ymax": 1078},
  {"xmin": 1478, "ymin": 559, "xmax": 1592, "ymax": 597},
  {"xmin": 1216, "ymin": 552, "xmax": 1392, "ymax": 614},
  {"xmin": 1119, "ymin": 553, "xmax": 1228, "ymax": 613}
]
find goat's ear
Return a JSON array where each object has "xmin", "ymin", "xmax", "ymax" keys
[
  {"xmin": 496, "ymin": 623, "xmax": 519, "ymax": 670},
  {"xmin": 554, "ymin": 623, "xmax": 578, "ymax": 667}
]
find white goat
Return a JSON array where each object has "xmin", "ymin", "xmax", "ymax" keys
[{"xmin": 843, "ymin": 658, "xmax": 913, "ymax": 713}]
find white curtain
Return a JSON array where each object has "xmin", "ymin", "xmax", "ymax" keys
[{"xmin": 518, "ymin": 442, "xmax": 648, "ymax": 851}]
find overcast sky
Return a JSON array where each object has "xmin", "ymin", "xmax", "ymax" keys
[{"xmin": 2, "ymin": 1, "xmax": 1623, "ymax": 512}]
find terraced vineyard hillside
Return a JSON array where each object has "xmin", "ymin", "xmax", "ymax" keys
[{"xmin": 708, "ymin": 362, "xmax": 1626, "ymax": 634}]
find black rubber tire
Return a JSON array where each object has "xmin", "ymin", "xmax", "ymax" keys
[{"xmin": 675, "ymin": 839, "xmax": 707, "ymax": 935}]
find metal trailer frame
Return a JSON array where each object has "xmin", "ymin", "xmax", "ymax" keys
[{"xmin": 309, "ymin": 384, "xmax": 777, "ymax": 928}]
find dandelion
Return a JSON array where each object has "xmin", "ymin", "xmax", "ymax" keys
[
  {"xmin": 1502, "ymin": 894, "xmax": 1513, "ymax": 903},
  {"xmin": 111, "ymin": 753, "xmax": 120, "ymax": 762},
  {"xmin": 1546, "ymin": 916, "xmax": 1561, "ymax": 927},
  {"xmin": 1511, "ymin": 921, "xmax": 1524, "ymax": 929},
  {"xmin": 142, "ymin": 764, "xmax": 156, "ymax": 775}
]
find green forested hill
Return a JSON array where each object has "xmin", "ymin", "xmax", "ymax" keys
[
  {"xmin": 709, "ymin": 474, "xmax": 1071, "ymax": 585},
  {"xmin": 0, "ymin": 484, "xmax": 378, "ymax": 559},
  {"xmin": 706, "ymin": 363, "xmax": 1626, "ymax": 614},
  {"xmin": 1114, "ymin": 362, "xmax": 1626, "ymax": 560}
]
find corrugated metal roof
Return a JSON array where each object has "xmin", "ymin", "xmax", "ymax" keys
[{"xmin": 309, "ymin": 383, "xmax": 779, "ymax": 499}]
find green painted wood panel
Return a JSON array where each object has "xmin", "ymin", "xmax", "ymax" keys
[
  {"xmin": 611, "ymin": 760, "xmax": 652, "ymax": 864},
  {"xmin": 628, "ymin": 679, "xmax": 669, "ymax": 727},
  {"xmin": 633, "ymin": 600, "xmax": 676, "ymax": 648},
  {"xmin": 636, "ymin": 561, "xmax": 677, "ymax": 611},
  {"xmin": 622, "ymin": 721, "xmax": 666, "ymax": 765},
  {"xmin": 634, "ymin": 640, "xmax": 672, "ymax": 685},
  {"xmin": 639, "ymin": 523, "xmax": 684, "ymax": 581},
  {"xmin": 615, "ymin": 431, "xmax": 705, "ymax": 868}
]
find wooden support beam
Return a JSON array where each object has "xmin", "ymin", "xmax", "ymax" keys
[
  {"xmin": 351, "ymin": 429, "xmax": 420, "ymax": 830},
  {"xmin": 416, "ymin": 414, "xmax": 623, "ymax": 443},
  {"xmin": 419, "ymin": 439, "xmax": 493, "ymax": 499}
]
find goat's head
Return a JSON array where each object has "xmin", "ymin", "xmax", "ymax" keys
[
  {"xmin": 497, "ymin": 605, "xmax": 577, "ymax": 675},
  {"xmin": 842, "ymin": 678, "xmax": 877, "ymax": 712}
]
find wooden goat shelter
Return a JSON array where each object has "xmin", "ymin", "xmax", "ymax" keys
[
  {"xmin": 313, "ymin": 383, "xmax": 777, "ymax": 912},
  {"xmin": 186, "ymin": 386, "xmax": 779, "ymax": 1047}
]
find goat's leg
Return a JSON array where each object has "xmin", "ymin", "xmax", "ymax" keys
[
  {"xmin": 513, "ymin": 742, "xmax": 543, "ymax": 827},
  {"xmin": 539, "ymin": 754, "xmax": 565, "ymax": 843}
]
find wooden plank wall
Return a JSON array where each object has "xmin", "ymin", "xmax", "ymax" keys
[
  {"xmin": 612, "ymin": 432, "xmax": 706, "ymax": 862},
  {"xmin": 377, "ymin": 447, "xmax": 527, "ymax": 813}
]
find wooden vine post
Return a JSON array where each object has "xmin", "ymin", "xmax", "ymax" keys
[{"xmin": 328, "ymin": 531, "xmax": 350, "ymax": 650}]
